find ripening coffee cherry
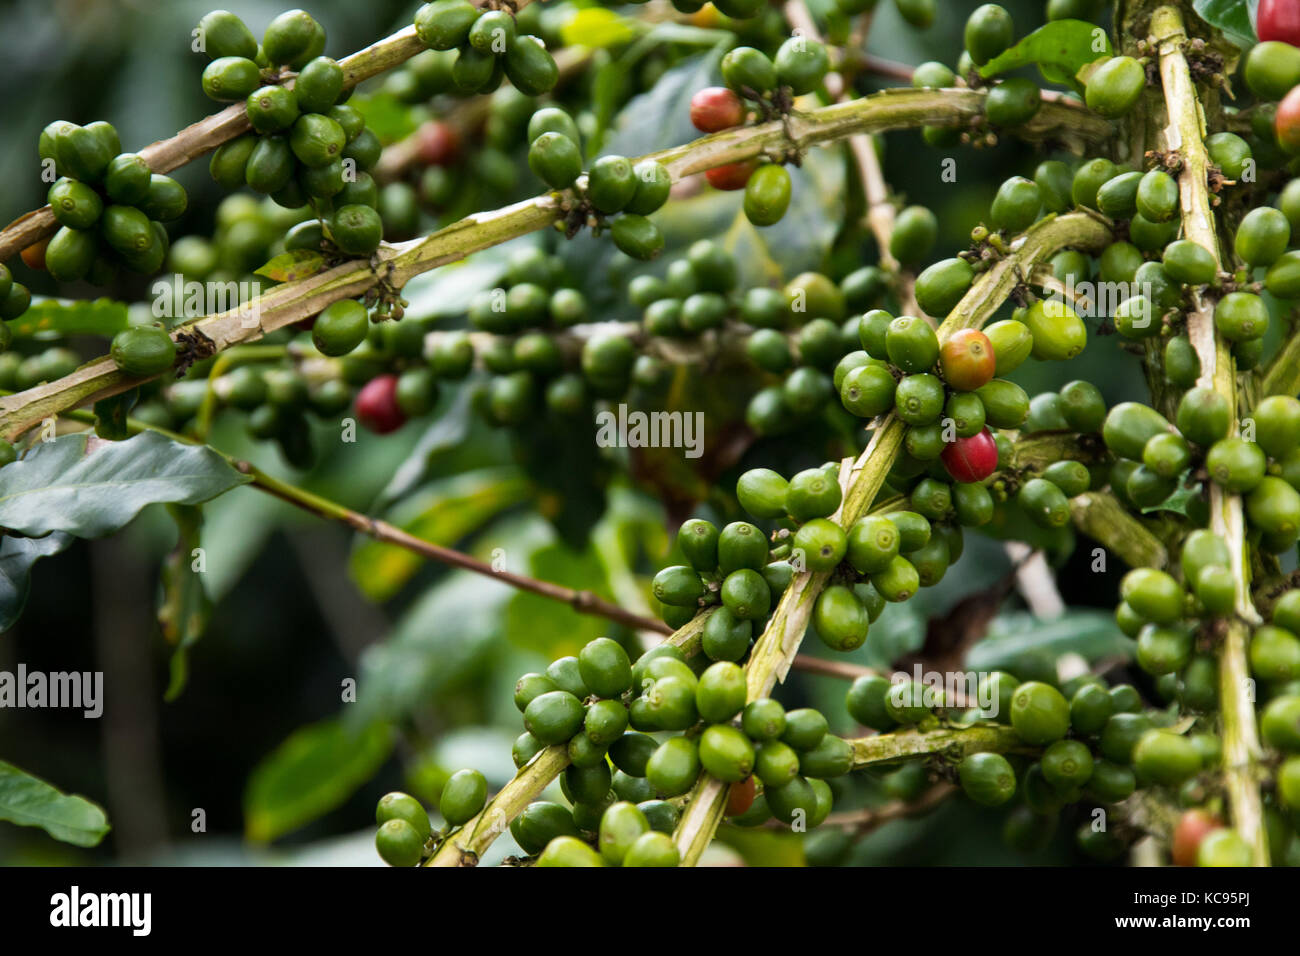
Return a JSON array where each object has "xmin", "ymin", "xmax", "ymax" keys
[
  {"xmin": 939, "ymin": 329, "xmax": 996, "ymax": 391},
  {"xmin": 705, "ymin": 160, "xmax": 758, "ymax": 191},
  {"xmin": 940, "ymin": 428, "xmax": 999, "ymax": 483},
  {"xmin": 415, "ymin": 120, "xmax": 462, "ymax": 166},
  {"xmin": 1171, "ymin": 809, "xmax": 1222, "ymax": 867},
  {"xmin": 690, "ymin": 86, "xmax": 745, "ymax": 132},
  {"xmin": 355, "ymin": 374, "xmax": 406, "ymax": 434}
]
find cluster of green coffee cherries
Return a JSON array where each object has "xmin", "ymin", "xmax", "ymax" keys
[
  {"xmin": 906, "ymin": 3, "xmax": 1142, "ymax": 147},
  {"xmin": 37, "ymin": 119, "xmax": 187, "ymax": 284},
  {"xmin": 523, "ymin": 106, "xmax": 671, "ymax": 260},
  {"xmin": 383, "ymin": 0, "xmax": 551, "ymax": 104},
  {"xmin": 197, "ymin": 9, "xmax": 386, "ymax": 257},
  {"xmin": 1100, "ymin": 391, "xmax": 1300, "ymax": 551},
  {"xmin": 414, "ymin": 0, "xmax": 559, "ymax": 98},
  {"xmin": 373, "ymin": 773, "xmax": 487, "ymax": 867},
  {"xmin": 841, "ymin": 292, "xmax": 1097, "ymax": 532},
  {"xmin": 851, "ymin": 662, "xmax": 1245, "ymax": 863},
  {"xmin": 1240, "ymin": 35, "xmax": 1300, "ymax": 164},
  {"xmin": 718, "ymin": 36, "xmax": 829, "ymax": 111},
  {"xmin": 507, "ymin": 638, "xmax": 851, "ymax": 865},
  {"xmin": 629, "ymin": 260, "xmax": 901, "ymax": 438},
  {"xmin": 457, "ymin": 245, "xmax": 667, "ymax": 426},
  {"xmin": 655, "ymin": 465, "xmax": 977, "ymax": 656}
]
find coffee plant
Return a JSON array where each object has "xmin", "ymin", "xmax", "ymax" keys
[{"xmin": 1, "ymin": 0, "xmax": 1300, "ymax": 872}]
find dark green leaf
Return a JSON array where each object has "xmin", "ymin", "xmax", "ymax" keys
[
  {"xmin": 968, "ymin": 610, "xmax": 1133, "ymax": 671},
  {"xmin": 0, "ymin": 431, "xmax": 249, "ymax": 538},
  {"xmin": 349, "ymin": 567, "xmax": 518, "ymax": 727},
  {"xmin": 1192, "ymin": 0, "xmax": 1256, "ymax": 48},
  {"xmin": 160, "ymin": 506, "xmax": 212, "ymax": 701},
  {"xmin": 372, "ymin": 386, "xmax": 479, "ymax": 510},
  {"xmin": 0, "ymin": 760, "xmax": 110, "ymax": 847},
  {"xmin": 0, "ymin": 533, "xmax": 71, "ymax": 632},
  {"xmin": 978, "ymin": 20, "xmax": 1113, "ymax": 92},
  {"xmin": 244, "ymin": 719, "xmax": 392, "ymax": 842}
]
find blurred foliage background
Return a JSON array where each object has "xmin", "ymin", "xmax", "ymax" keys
[{"xmin": 0, "ymin": 0, "xmax": 1198, "ymax": 866}]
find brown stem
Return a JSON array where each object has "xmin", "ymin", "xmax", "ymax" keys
[{"xmin": 241, "ymin": 461, "xmax": 673, "ymax": 637}]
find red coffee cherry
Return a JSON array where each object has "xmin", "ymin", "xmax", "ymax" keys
[
  {"xmin": 1277, "ymin": 84, "xmax": 1300, "ymax": 153},
  {"xmin": 939, "ymin": 328, "xmax": 996, "ymax": 391},
  {"xmin": 21, "ymin": 238, "xmax": 50, "ymax": 271},
  {"xmin": 1171, "ymin": 809, "xmax": 1222, "ymax": 867},
  {"xmin": 725, "ymin": 775, "xmax": 756, "ymax": 816},
  {"xmin": 1259, "ymin": 0, "xmax": 1300, "ymax": 47},
  {"xmin": 356, "ymin": 374, "xmax": 407, "ymax": 434},
  {"xmin": 690, "ymin": 86, "xmax": 745, "ymax": 133},
  {"xmin": 415, "ymin": 120, "xmax": 461, "ymax": 167},
  {"xmin": 941, "ymin": 427, "xmax": 999, "ymax": 482},
  {"xmin": 705, "ymin": 160, "xmax": 758, "ymax": 191}
]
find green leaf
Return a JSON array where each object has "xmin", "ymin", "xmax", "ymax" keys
[
  {"xmin": 349, "ymin": 566, "xmax": 520, "ymax": 727},
  {"xmin": 350, "ymin": 90, "xmax": 418, "ymax": 144},
  {"xmin": 244, "ymin": 719, "xmax": 392, "ymax": 842},
  {"xmin": 0, "ymin": 533, "xmax": 72, "ymax": 633},
  {"xmin": 967, "ymin": 610, "xmax": 1133, "ymax": 672},
  {"xmin": 159, "ymin": 505, "xmax": 213, "ymax": 701},
  {"xmin": 400, "ymin": 240, "xmax": 520, "ymax": 323},
  {"xmin": 4, "ymin": 297, "xmax": 130, "ymax": 340},
  {"xmin": 717, "ymin": 825, "xmax": 807, "ymax": 866},
  {"xmin": 559, "ymin": 8, "xmax": 638, "ymax": 48},
  {"xmin": 1141, "ymin": 475, "xmax": 1202, "ymax": 517},
  {"xmin": 978, "ymin": 20, "xmax": 1113, "ymax": 92},
  {"xmin": 349, "ymin": 468, "xmax": 530, "ymax": 602},
  {"xmin": 254, "ymin": 250, "xmax": 326, "ymax": 283},
  {"xmin": 0, "ymin": 431, "xmax": 250, "ymax": 539},
  {"xmin": 504, "ymin": 540, "xmax": 611, "ymax": 659},
  {"xmin": 0, "ymin": 760, "xmax": 110, "ymax": 847},
  {"xmin": 372, "ymin": 386, "xmax": 480, "ymax": 511},
  {"xmin": 1192, "ymin": 0, "xmax": 1256, "ymax": 48},
  {"xmin": 603, "ymin": 45, "xmax": 727, "ymax": 161}
]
